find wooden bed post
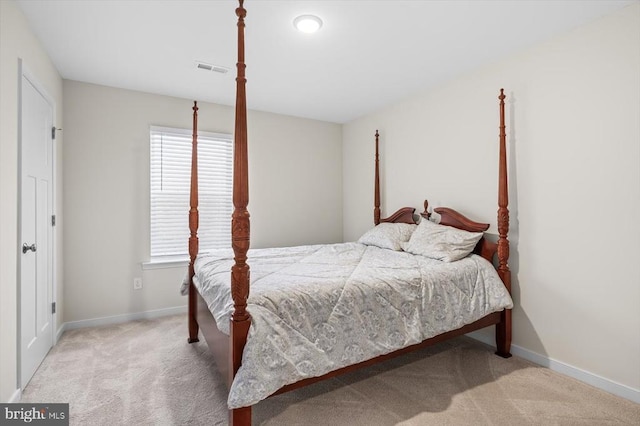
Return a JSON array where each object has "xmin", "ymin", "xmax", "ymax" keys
[
  {"xmin": 495, "ymin": 89, "xmax": 512, "ymax": 358},
  {"xmin": 374, "ymin": 130, "xmax": 381, "ymax": 225},
  {"xmin": 188, "ymin": 101, "xmax": 200, "ymax": 344},
  {"xmin": 230, "ymin": 0, "xmax": 252, "ymax": 424}
]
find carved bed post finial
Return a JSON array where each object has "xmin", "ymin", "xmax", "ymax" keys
[
  {"xmin": 496, "ymin": 88, "xmax": 512, "ymax": 358},
  {"xmin": 422, "ymin": 200, "xmax": 431, "ymax": 220},
  {"xmin": 188, "ymin": 101, "xmax": 200, "ymax": 343},
  {"xmin": 374, "ymin": 130, "xmax": 381, "ymax": 225}
]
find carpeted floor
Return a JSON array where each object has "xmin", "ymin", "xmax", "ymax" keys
[{"xmin": 22, "ymin": 314, "xmax": 639, "ymax": 425}]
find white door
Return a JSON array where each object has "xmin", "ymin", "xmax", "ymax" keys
[{"xmin": 20, "ymin": 69, "xmax": 54, "ymax": 388}]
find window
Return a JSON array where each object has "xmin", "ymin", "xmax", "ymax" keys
[{"xmin": 150, "ymin": 126, "xmax": 233, "ymax": 261}]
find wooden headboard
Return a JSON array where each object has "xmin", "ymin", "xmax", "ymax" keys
[
  {"xmin": 379, "ymin": 207, "xmax": 418, "ymax": 224},
  {"xmin": 420, "ymin": 200, "xmax": 498, "ymax": 264}
]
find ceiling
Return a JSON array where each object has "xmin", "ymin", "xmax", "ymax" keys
[{"xmin": 17, "ymin": 0, "xmax": 635, "ymax": 123}]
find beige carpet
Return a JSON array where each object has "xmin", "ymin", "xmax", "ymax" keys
[{"xmin": 22, "ymin": 314, "xmax": 639, "ymax": 425}]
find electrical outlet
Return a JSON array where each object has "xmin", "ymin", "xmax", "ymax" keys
[{"xmin": 133, "ymin": 277, "xmax": 143, "ymax": 290}]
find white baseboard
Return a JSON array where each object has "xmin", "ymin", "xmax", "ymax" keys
[
  {"xmin": 467, "ymin": 332, "xmax": 640, "ymax": 404},
  {"xmin": 8, "ymin": 388, "xmax": 21, "ymax": 403},
  {"xmin": 59, "ymin": 305, "xmax": 187, "ymax": 334},
  {"xmin": 56, "ymin": 323, "xmax": 65, "ymax": 343}
]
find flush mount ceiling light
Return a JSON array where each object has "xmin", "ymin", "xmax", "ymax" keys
[{"xmin": 293, "ymin": 15, "xmax": 323, "ymax": 33}]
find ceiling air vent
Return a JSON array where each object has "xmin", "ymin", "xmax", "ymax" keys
[
  {"xmin": 196, "ymin": 61, "xmax": 229, "ymax": 74},
  {"xmin": 197, "ymin": 62, "xmax": 213, "ymax": 71}
]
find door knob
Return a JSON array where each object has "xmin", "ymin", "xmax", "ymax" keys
[{"xmin": 22, "ymin": 243, "xmax": 37, "ymax": 254}]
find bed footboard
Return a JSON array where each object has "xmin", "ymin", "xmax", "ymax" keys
[{"xmin": 195, "ymin": 291, "xmax": 231, "ymax": 384}]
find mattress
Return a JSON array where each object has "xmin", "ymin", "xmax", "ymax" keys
[{"xmin": 192, "ymin": 242, "xmax": 513, "ymax": 408}]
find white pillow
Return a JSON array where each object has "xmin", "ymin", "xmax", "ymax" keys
[
  {"xmin": 358, "ymin": 223, "xmax": 417, "ymax": 251},
  {"xmin": 401, "ymin": 219, "xmax": 483, "ymax": 262}
]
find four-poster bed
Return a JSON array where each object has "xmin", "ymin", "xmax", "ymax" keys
[{"xmin": 186, "ymin": 1, "xmax": 513, "ymax": 425}]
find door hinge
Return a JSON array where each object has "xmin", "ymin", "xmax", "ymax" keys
[
  {"xmin": 52, "ymin": 302, "xmax": 56, "ymax": 314},
  {"xmin": 51, "ymin": 215, "xmax": 56, "ymax": 226},
  {"xmin": 52, "ymin": 126, "xmax": 56, "ymax": 140}
]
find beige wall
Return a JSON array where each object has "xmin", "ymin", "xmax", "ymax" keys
[
  {"xmin": 62, "ymin": 81, "xmax": 342, "ymax": 323},
  {"xmin": 343, "ymin": 3, "xmax": 640, "ymax": 392},
  {"xmin": 0, "ymin": 0, "xmax": 64, "ymax": 402}
]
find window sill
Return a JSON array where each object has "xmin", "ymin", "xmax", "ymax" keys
[{"xmin": 142, "ymin": 256, "xmax": 190, "ymax": 270}]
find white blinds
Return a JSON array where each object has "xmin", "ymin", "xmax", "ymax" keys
[{"xmin": 150, "ymin": 126, "xmax": 233, "ymax": 259}]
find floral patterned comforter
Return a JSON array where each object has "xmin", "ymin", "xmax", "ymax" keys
[{"xmin": 193, "ymin": 242, "xmax": 513, "ymax": 409}]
